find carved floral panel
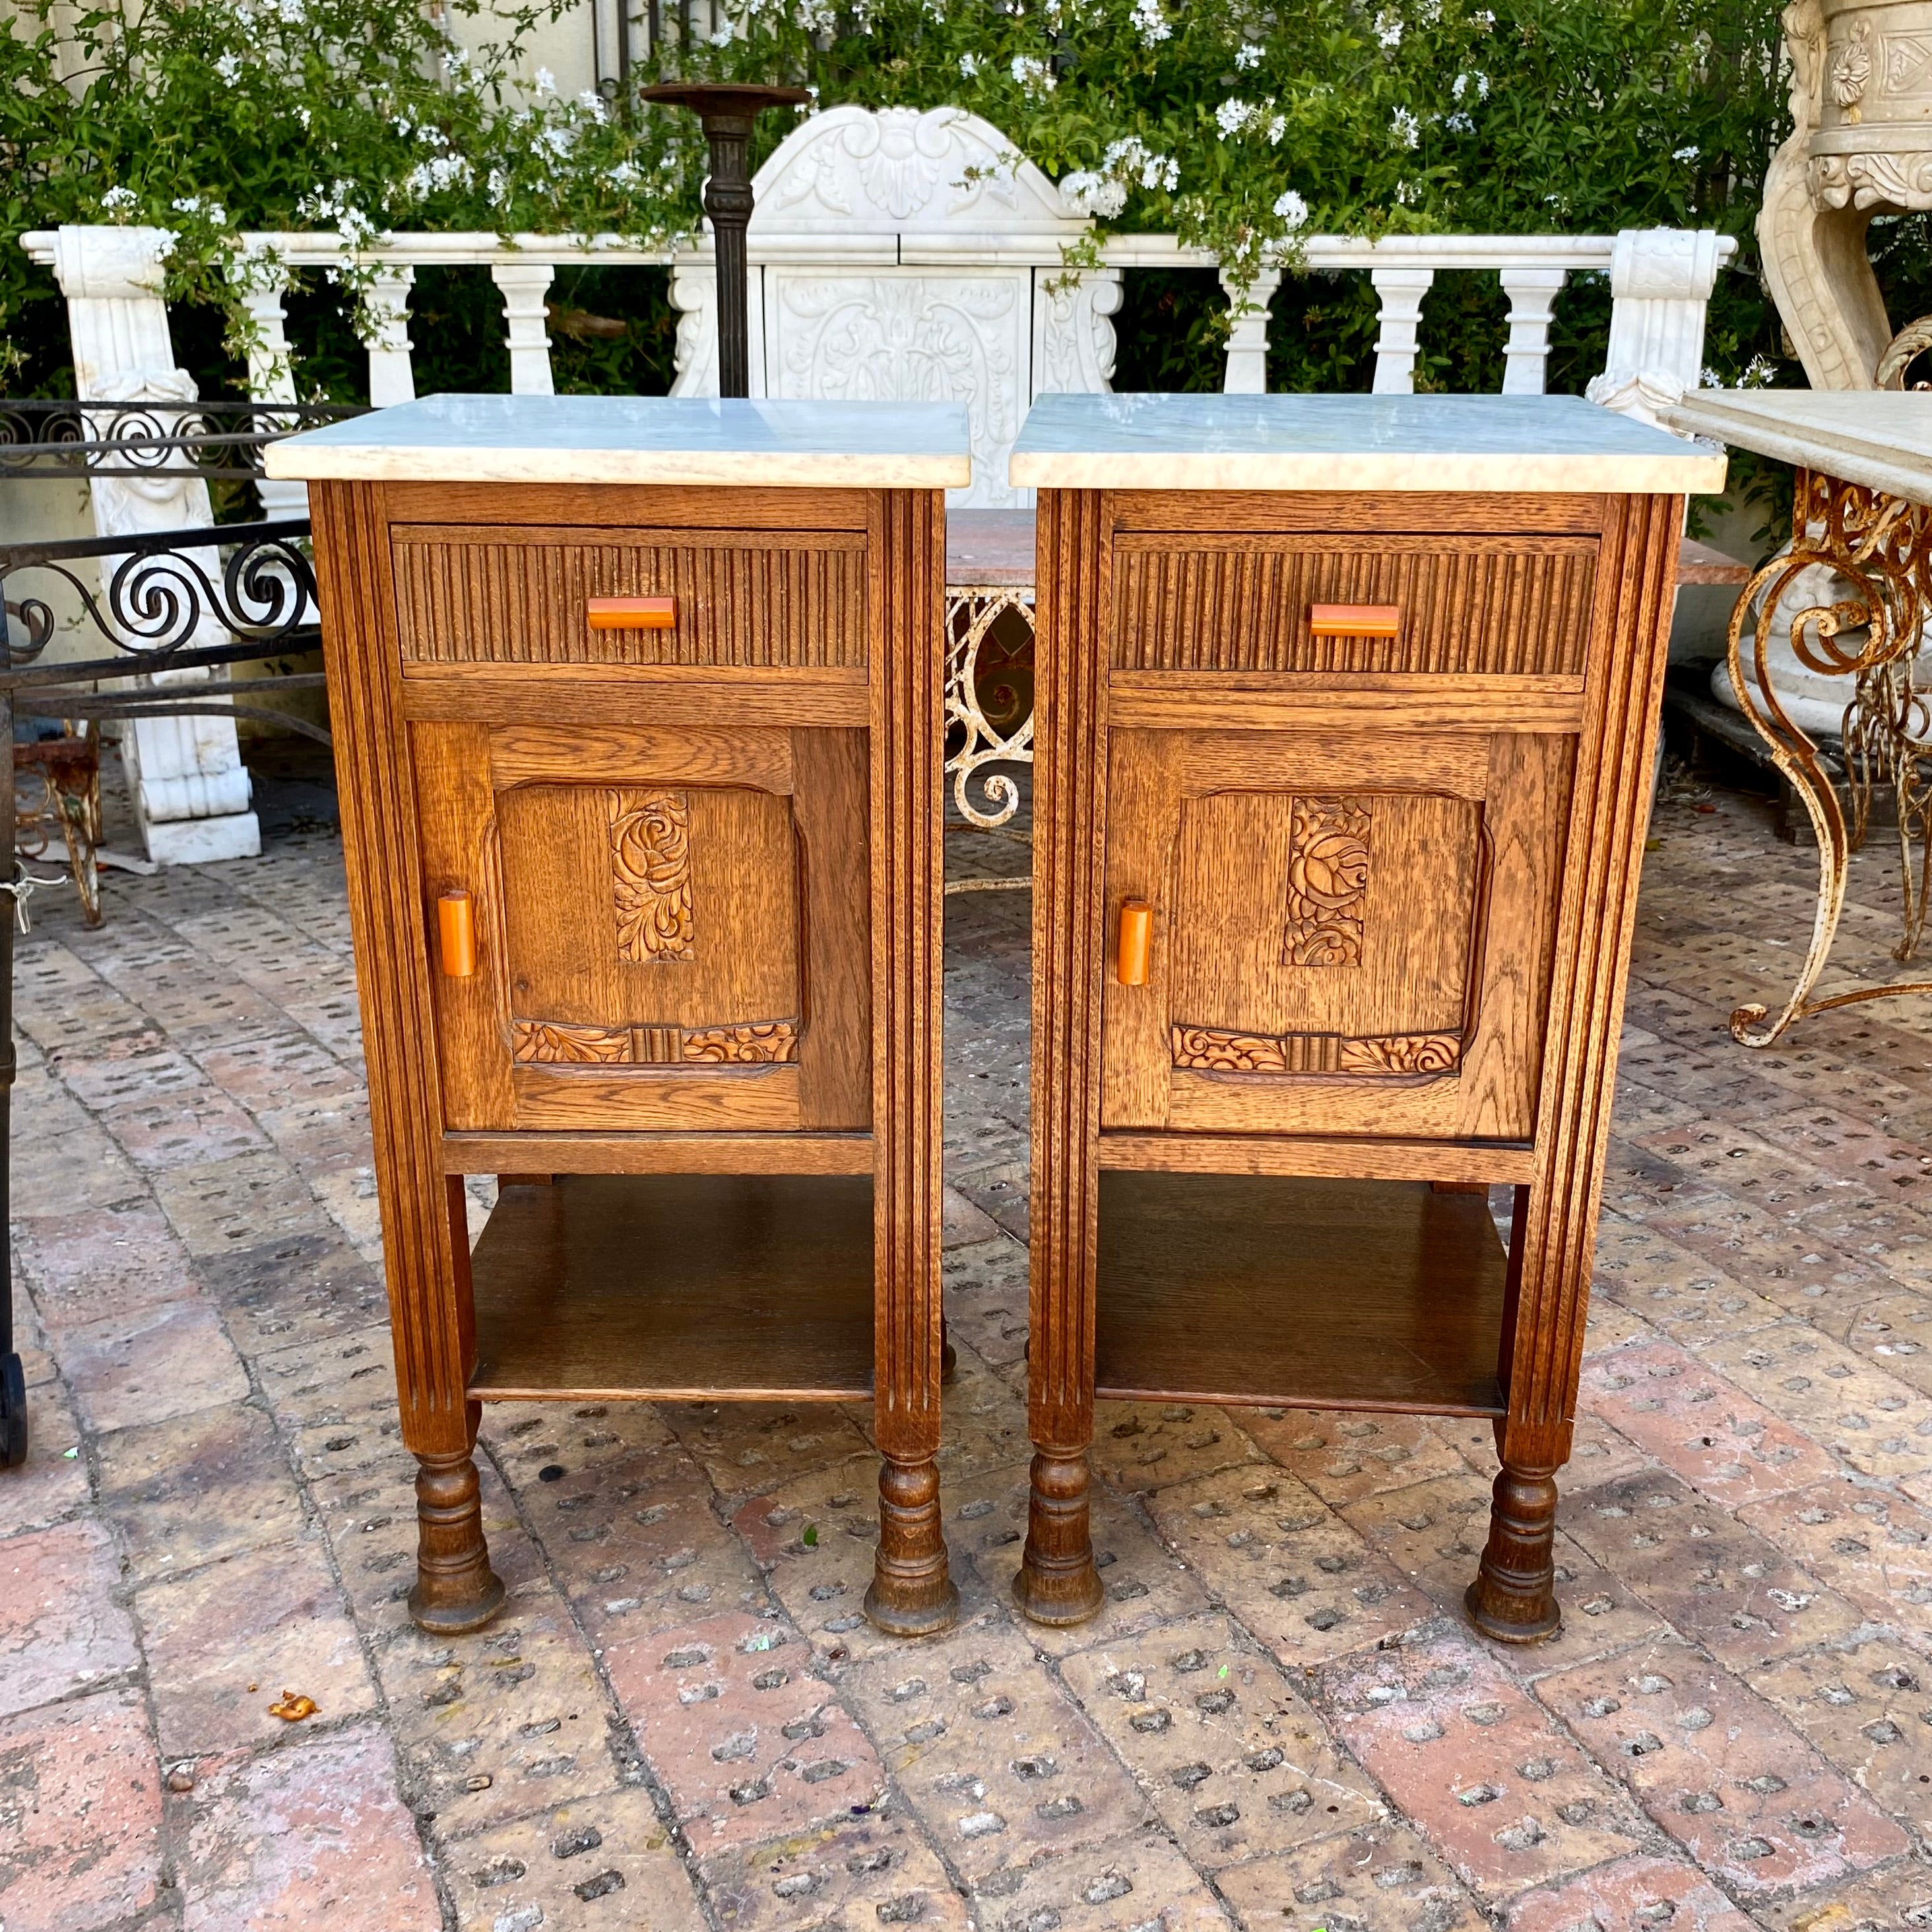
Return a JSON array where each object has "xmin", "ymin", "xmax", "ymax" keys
[{"xmin": 608, "ymin": 788, "xmax": 694, "ymax": 964}]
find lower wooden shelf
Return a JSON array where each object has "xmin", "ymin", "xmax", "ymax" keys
[
  {"xmin": 467, "ymin": 1175, "xmax": 874, "ymax": 1403},
  {"xmin": 1095, "ymin": 1173, "xmax": 1508, "ymax": 1417}
]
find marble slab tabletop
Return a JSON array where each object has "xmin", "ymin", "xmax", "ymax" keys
[
  {"xmin": 1658, "ymin": 390, "xmax": 1932, "ymax": 506},
  {"xmin": 1008, "ymin": 393, "xmax": 1725, "ymax": 494},
  {"xmin": 265, "ymin": 393, "xmax": 974, "ymax": 488}
]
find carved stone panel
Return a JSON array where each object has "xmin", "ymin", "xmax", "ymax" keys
[{"xmin": 763, "ymin": 268, "xmax": 1031, "ymax": 510}]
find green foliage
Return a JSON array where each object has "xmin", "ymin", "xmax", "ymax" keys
[{"xmin": 0, "ymin": 0, "xmax": 1879, "ymax": 438}]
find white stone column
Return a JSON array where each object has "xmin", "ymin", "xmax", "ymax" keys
[
  {"xmin": 230, "ymin": 251, "xmax": 308, "ymax": 518},
  {"xmin": 1500, "ymin": 267, "xmax": 1566, "ymax": 395},
  {"xmin": 491, "ymin": 261, "xmax": 556, "ymax": 395},
  {"xmin": 37, "ymin": 225, "xmax": 260, "ymax": 864},
  {"xmin": 1219, "ymin": 267, "xmax": 1281, "ymax": 395},
  {"xmin": 1585, "ymin": 228, "xmax": 1726, "ymax": 427},
  {"xmin": 360, "ymin": 267, "xmax": 417, "ymax": 406},
  {"xmin": 1369, "ymin": 267, "xmax": 1434, "ymax": 394}
]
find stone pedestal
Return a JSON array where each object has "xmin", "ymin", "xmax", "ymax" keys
[{"xmin": 41, "ymin": 226, "xmax": 259, "ymax": 865}]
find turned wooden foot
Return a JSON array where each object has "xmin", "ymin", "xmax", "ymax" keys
[
  {"xmin": 1466, "ymin": 1461, "xmax": 1562, "ymax": 1644},
  {"xmin": 1014, "ymin": 1448, "xmax": 1104, "ymax": 1626},
  {"xmin": 865, "ymin": 1455, "xmax": 959, "ymax": 1636},
  {"xmin": 408, "ymin": 1449, "xmax": 506, "ymax": 1634}
]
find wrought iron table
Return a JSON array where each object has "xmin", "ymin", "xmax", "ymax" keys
[{"xmin": 1660, "ymin": 390, "xmax": 1932, "ymax": 1046}]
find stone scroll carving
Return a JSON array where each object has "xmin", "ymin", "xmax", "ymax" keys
[
  {"xmin": 668, "ymin": 106, "xmax": 1120, "ymax": 507},
  {"xmin": 1760, "ymin": 0, "xmax": 1932, "ymax": 391}
]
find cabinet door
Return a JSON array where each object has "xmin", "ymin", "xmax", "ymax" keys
[
  {"xmin": 1101, "ymin": 728, "xmax": 1572, "ymax": 1142},
  {"xmin": 414, "ymin": 721, "xmax": 870, "ymax": 1134}
]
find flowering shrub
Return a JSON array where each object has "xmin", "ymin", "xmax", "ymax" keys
[{"xmin": 7, "ymin": 0, "xmax": 1921, "ymax": 408}]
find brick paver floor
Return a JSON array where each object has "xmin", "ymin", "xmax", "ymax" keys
[{"xmin": 4, "ymin": 756, "xmax": 1932, "ymax": 1931}]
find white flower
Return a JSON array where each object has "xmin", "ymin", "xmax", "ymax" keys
[
  {"xmin": 578, "ymin": 89, "xmax": 610, "ymax": 122},
  {"xmin": 486, "ymin": 166, "xmax": 508, "ymax": 205},
  {"xmin": 296, "ymin": 104, "xmax": 311, "ymax": 129},
  {"xmin": 214, "ymin": 50, "xmax": 242, "ymax": 80},
  {"xmin": 1446, "ymin": 111, "xmax": 1474, "ymax": 133},
  {"xmin": 1390, "ymin": 106, "xmax": 1420, "ymax": 148},
  {"xmin": 608, "ymin": 160, "xmax": 643, "ymax": 189},
  {"xmin": 1266, "ymin": 113, "xmax": 1286, "ymax": 145},
  {"xmin": 1395, "ymin": 178, "xmax": 1421, "ymax": 205},
  {"xmin": 1216, "ymin": 98, "xmax": 1256, "ymax": 137},
  {"xmin": 1452, "ymin": 71, "xmax": 1490, "ymax": 102},
  {"xmin": 1273, "ymin": 189, "xmax": 1308, "ymax": 229},
  {"xmin": 1102, "ymin": 136, "xmax": 1179, "ymax": 193},
  {"xmin": 1473, "ymin": 7, "xmax": 1494, "ymax": 24},
  {"xmin": 958, "ymin": 50, "xmax": 980, "ymax": 77},
  {"xmin": 1673, "ymin": 144, "xmax": 1700, "ymax": 162},
  {"xmin": 540, "ymin": 123, "xmax": 577, "ymax": 159},
  {"xmin": 1059, "ymin": 169, "xmax": 1128, "ymax": 218},
  {"xmin": 1374, "ymin": 9, "xmax": 1402, "ymax": 47},
  {"xmin": 405, "ymin": 155, "xmax": 474, "ymax": 197},
  {"xmin": 1012, "ymin": 54, "xmax": 1055, "ymax": 94},
  {"xmin": 534, "ymin": 65, "xmax": 556, "ymax": 94},
  {"xmin": 100, "ymin": 185, "xmax": 139, "ymax": 219},
  {"xmin": 1741, "ymin": 354, "xmax": 1777, "ymax": 387},
  {"xmin": 1130, "ymin": 0, "xmax": 1171, "ymax": 46},
  {"xmin": 1235, "ymin": 41, "xmax": 1262, "ymax": 69}
]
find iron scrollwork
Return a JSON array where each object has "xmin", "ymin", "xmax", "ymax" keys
[
  {"xmin": 0, "ymin": 399, "xmax": 366, "ymax": 480},
  {"xmin": 944, "ymin": 585, "xmax": 1035, "ymax": 831},
  {"xmin": 1725, "ymin": 468, "xmax": 1932, "ymax": 1045}
]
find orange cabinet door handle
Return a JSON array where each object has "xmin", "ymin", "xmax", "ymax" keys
[
  {"xmin": 1308, "ymin": 602, "xmax": 1401, "ymax": 639},
  {"xmin": 1116, "ymin": 899, "xmax": 1152, "ymax": 986},
  {"xmin": 437, "ymin": 889, "xmax": 477, "ymax": 978},
  {"xmin": 586, "ymin": 595, "xmax": 676, "ymax": 631}
]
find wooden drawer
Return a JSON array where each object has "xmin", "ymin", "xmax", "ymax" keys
[
  {"xmin": 391, "ymin": 524, "xmax": 869, "ymax": 670},
  {"xmin": 1112, "ymin": 532, "xmax": 1597, "ymax": 678}
]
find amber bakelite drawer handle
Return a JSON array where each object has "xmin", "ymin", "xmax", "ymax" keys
[
  {"xmin": 1308, "ymin": 602, "xmax": 1401, "ymax": 639},
  {"xmin": 438, "ymin": 889, "xmax": 477, "ymax": 978},
  {"xmin": 1116, "ymin": 900, "xmax": 1152, "ymax": 986},
  {"xmin": 587, "ymin": 596, "xmax": 676, "ymax": 631}
]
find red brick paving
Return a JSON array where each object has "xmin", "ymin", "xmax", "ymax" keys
[{"xmin": 5, "ymin": 774, "xmax": 1932, "ymax": 1929}]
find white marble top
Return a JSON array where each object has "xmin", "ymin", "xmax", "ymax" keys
[
  {"xmin": 1658, "ymin": 391, "xmax": 1932, "ymax": 505},
  {"xmin": 265, "ymin": 393, "xmax": 974, "ymax": 487},
  {"xmin": 1008, "ymin": 393, "xmax": 1725, "ymax": 494}
]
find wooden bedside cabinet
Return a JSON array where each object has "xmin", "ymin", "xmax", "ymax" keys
[
  {"xmin": 1006, "ymin": 395, "xmax": 1724, "ymax": 1642},
  {"xmin": 269, "ymin": 395, "xmax": 969, "ymax": 1638}
]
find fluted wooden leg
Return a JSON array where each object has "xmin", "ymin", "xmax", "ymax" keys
[
  {"xmin": 865, "ymin": 1454, "xmax": 958, "ymax": 1636},
  {"xmin": 1466, "ymin": 1459, "xmax": 1561, "ymax": 1643},
  {"xmin": 1014, "ymin": 1447, "xmax": 1103, "ymax": 1626},
  {"xmin": 409, "ymin": 1447, "xmax": 505, "ymax": 1634}
]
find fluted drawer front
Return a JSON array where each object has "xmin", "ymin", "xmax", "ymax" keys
[
  {"xmin": 1112, "ymin": 533, "xmax": 1597, "ymax": 676},
  {"xmin": 392, "ymin": 524, "xmax": 869, "ymax": 669}
]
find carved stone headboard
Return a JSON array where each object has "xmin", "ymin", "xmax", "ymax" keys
[{"xmin": 668, "ymin": 105, "xmax": 1120, "ymax": 509}]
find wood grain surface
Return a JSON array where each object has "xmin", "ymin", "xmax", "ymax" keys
[
  {"xmin": 1112, "ymin": 533, "xmax": 1597, "ymax": 676},
  {"xmin": 467, "ymin": 1176, "xmax": 873, "ymax": 1401},
  {"xmin": 393, "ymin": 523, "xmax": 868, "ymax": 669},
  {"xmin": 1093, "ymin": 1173, "xmax": 1508, "ymax": 1415}
]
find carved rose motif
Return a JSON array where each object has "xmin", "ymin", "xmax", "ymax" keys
[
  {"xmin": 1282, "ymin": 796, "xmax": 1370, "ymax": 967},
  {"xmin": 609, "ymin": 788, "xmax": 693, "ymax": 963}
]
